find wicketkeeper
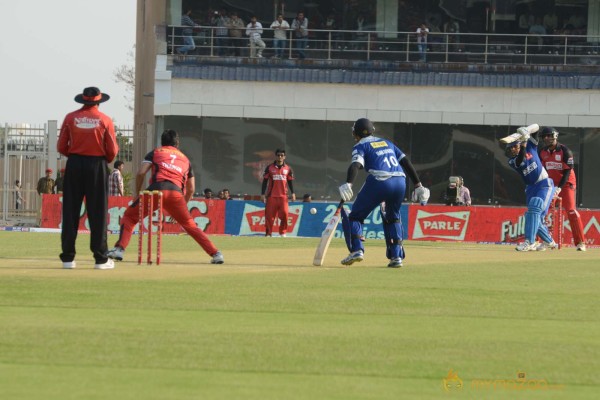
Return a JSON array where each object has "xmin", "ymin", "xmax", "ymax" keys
[{"xmin": 107, "ymin": 130, "xmax": 224, "ymax": 264}]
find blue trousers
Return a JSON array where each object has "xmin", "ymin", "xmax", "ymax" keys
[{"xmin": 348, "ymin": 175, "xmax": 406, "ymax": 253}]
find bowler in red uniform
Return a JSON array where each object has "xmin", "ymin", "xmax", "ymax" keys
[
  {"xmin": 261, "ymin": 148, "xmax": 296, "ymax": 237},
  {"xmin": 538, "ymin": 127, "xmax": 586, "ymax": 251},
  {"xmin": 107, "ymin": 130, "xmax": 224, "ymax": 264}
]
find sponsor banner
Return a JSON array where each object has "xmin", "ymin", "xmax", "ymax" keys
[
  {"xmin": 37, "ymin": 196, "xmax": 600, "ymax": 245},
  {"xmin": 409, "ymin": 205, "xmax": 600, "ymax": 246},
  {"xmin": 40, "ymin": 194, "xmax": 226, "ymax": 234}
]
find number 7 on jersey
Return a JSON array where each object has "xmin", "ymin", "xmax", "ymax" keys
[{"xmin": 313, "ymin": 200, "xmax": 345, "ymax": 266}]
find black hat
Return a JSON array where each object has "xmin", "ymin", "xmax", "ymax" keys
[{"xmin": 74, "ymin": 87, "xmax": 110, "ymax": 105}]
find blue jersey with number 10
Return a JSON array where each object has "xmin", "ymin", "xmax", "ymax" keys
[{"xmin": 351, "ymin": 136, "xmax": 406, "ymax": 180}]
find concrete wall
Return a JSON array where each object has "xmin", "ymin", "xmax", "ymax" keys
[{"xmin": 154, "ymin": 69, "xmax": 600, "ymax": 128}]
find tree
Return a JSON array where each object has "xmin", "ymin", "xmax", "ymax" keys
[{"xmin": 113, "ymin": 45, "xmax": 135, "ymax": 111}]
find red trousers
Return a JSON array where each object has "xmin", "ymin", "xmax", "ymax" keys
[
  {"xmin": 559, "ymin": 184, "xmax": 586, "ymax": 245},
  {"xmin": 115, "ymin": 190, "xmax": 218, "ymax": 256},
  {"xmin": 264, "ymin": 196, "xmax": 289, "ymax": 236}
]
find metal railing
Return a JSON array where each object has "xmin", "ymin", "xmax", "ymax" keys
[{"xmin": 167, "ymin": 25, "xmax": 600, "ymax": 66}]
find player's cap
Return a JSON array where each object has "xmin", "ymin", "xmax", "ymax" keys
[{"xmin": 352, "ymin": 118, "xmax": 375, "ymax": 138}]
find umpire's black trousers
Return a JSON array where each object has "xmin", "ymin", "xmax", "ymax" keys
[{"xmin": 60, "ymin": 154, "xmax": 109, "ymax": 264}]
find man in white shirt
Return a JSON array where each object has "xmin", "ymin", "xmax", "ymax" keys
[
  {"xmin": 246, "ymin": 16, "xmax": 266, "ymax": 58},
  {"xmin": 270, "ymin": 14, "xmax": 290, "ymax": 58}
]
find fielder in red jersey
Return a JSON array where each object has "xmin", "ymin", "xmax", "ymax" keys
[
  {"xmin": 107, "ymin": 130, "xmax": 224, "ymax": 264},
  {"xmin": 538, "ymin": 127, "xmax": 586, "ymax": 251},
  {"xmin": 261, "ymin": 149, "xmax": 296, "ymax": 236}
]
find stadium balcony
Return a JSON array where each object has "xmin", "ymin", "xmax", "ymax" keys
[{"xmin": 165, "ymin": 26, "xmax": 600, "ymax": 90}]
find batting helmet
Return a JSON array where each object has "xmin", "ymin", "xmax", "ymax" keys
[
  {"xmin": 540, "ymin": 126, "xmax": 559, "ymax": 139},
  {"xmin": 352, "ymin": 118, "xmax": 375, "ymax": 138}
]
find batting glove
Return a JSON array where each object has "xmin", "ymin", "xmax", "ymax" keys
[
  {"xmin": 339, "ymin": 183, "xmax": 353, "ymax": 202},
  {"xmin": 555, "ymin": 187, "xmax": 562, "ymax": 196},
  {"xmin": 414, "ymin": 186, "xmax": 430, "ymax": 205},
  {"xmin": 517, "ymin": 127, "xmax": 530, "ymax": 141}
]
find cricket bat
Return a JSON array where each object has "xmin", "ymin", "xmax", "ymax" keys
[
  {"xmin": 499, "ymin": 124, "xmax": 539, "ymax": 144},
  {"xmin": 312, "ymin": 200, "xmax": 344, "ymax": 266}
]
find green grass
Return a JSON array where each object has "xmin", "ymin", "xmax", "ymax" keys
[{"xmin": 0, "ymin": 231, "xmax": 599, "ymax": 399}]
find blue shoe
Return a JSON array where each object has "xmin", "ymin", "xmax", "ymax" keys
[
  {"xmin": 341, "ymin": 251, "xmax": 364, "ymax": 266},
  {"xmin": 387, "ymin": 258, "xmax": 403, "ymax": 268}
]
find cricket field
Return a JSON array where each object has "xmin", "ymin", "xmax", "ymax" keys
[{"xmin": 0, "ymin": 231, "xmax": 598, "ymax": 399}]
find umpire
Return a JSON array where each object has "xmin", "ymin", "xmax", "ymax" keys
[{"xmin": 57, "ymin": 87, "xmax": 119, "ymax": 269}]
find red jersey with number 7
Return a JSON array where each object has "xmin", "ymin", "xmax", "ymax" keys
[
  {"xmin": 144, "ymin": 146, "xmax": 193, "ymax": 191},
  {"xmin": 263, "ymin": 162, "xmax": 294, "ymax": 198}
]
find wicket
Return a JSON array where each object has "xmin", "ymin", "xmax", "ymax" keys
[
  {"xmin": 138, "ymin": 190, "xmax": 163, "ymax": 265},
  {"xmin": 547, "ymin": 197, "xmax": 563, "ymax": 249}
]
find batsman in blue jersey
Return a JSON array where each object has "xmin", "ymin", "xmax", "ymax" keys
[
  {"xmin": 338, "ymin": 118, "xmax": 429, "ymax": 268},
  {"xmin": 503, "ymin": 125, "xmax": 558, "ymax": 251}
]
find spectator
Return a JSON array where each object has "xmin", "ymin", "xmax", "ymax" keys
[
  {"xmin": 203, "ymin": 188, "xmax": 213, "ymax": 199},
  {"xmin": 55, "ymin": 168, "xmax": 65, "ymax": 193},
  {"xmin": 538, "ymin": 127, "xmax": 587, "ymax": 251},
  {"xmin": 212, "ymin": 9, "xmax": 230, "ymax": 56},
  {"xmin": 353, "ymin": 14, "xmax": 368, "ymax": 50},
  {"xmin": 222, "ymin": 188, "xmax": 232, "ymax": 200},
  {"xmin": 177, "ymin": 9, "xmax": 200, "ymax": 55},
  {"xmin": 443, "ymin": 18, "xmax": 460, "ymax": 51},
  {"xmin": 457, "ymin": 177, "xmax": 471, "ymax": 206},
  {"xmin": 270, "ymin": 14, "xmax": 290, "ymax": 58},
  {"xmin": 107, "ymin": 129, "xmax": 224, "ymax": 265},
  {"xmin": 291, "ymin": 12, "xmax": 309, "ymax": 59},
  {"xmin": 529, "ymin": 18, "xmax": 546, "ymax": 53},
  {"xmin": 321, "ymin": 12, "xmax": 339, "ymax": 49},
  {"xmin": 246, "ymin": 16, "xmax": 265, "ymax": 58},
  {"xmin": 416, "ymin": 23, "xmax": 429, "ymax": 62},
  {"xmin": 302, "ymin": 193, "xmax": 312, "ymax": 202},
  {"xmin": 543, "ymin": 9, "xmax": 558, "ymax": 33},
  {"xmin": 228, "ymin": 12, "xmax": 245, "ymax": 56},
  {"xmin": 58, "ymin": 86, "xmax": 119, "ymax": 269},
  {"xmin": 444, "ymin": 176, "xmax": 471, "ymax": 206},
  {"xmin": 261, "ymin": 148, "xmax": 296, "ymax": 237},
  {"xmin": 15, "ymin": 179, "xmax": 25, "ymax": 210},
  {"xmin": 517, "ymin": 6, "xmax": 534, "ymax": 34},
  {"xmin": 37, "ymin": 168, "xmax": 55, "ymax": 195},
  {"xmin": 109, "ymin": 160, "xmax": 125, "ymax": 196}
]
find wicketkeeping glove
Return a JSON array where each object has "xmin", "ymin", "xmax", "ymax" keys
[{"xmin": 339, "ymin": 183, "xmax": 354, "ymax": 202}]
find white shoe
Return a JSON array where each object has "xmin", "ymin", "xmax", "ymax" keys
[
  {"xmin": 94, "ymin": 259, "xmax": 115, "ymax": 270},
  {"xmin": 280, "ymin": 234, "xmax": 287, "ymax": 238},
  {"xmin": 387, "ymin": 257, "xmax": 403, "ymax": 268},
  {"xmin": 63, "ymin": 261, "xmax": 76, "ymax": 269},
  {"xmin": 536, "ymin": 241, "xmax": 558, "ymax": 251},
  {"xmin": 341, "ymin": 250, "xmax": 364, "ymax": 265},
  {"xmin": 107, "ymin": 247, "xmax": 125, "ymax": 261},
  {"xmin": 516, "ymin": 241, "xmax": 536, "ymax": 252},
  {"xmin": 211, "ymin": 251, "xmax": 224, "ymax": 264},
  {"xmin": 576, "ymin": 243, "xmax": 587, "ymax": 252}
]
